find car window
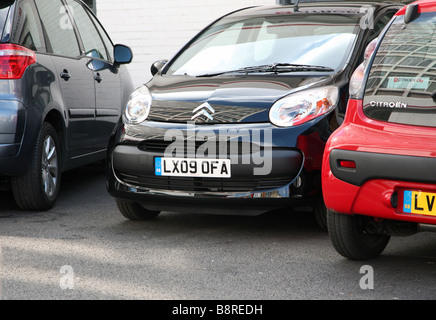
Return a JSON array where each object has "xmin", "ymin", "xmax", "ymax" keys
[
  {"xmin": 87, "ymin": 8, "xmax": 113, "ymax": 62},
  {"xmin": 35, "ymin": 0, "xmax": 80, "ymax": 57},
  {"xmin": 11, "ymin": 0, "xmax": 44, "ymax": 51},
  {"xmin": 0, "ymin": 5, "xmax": 10, "ymax": 42},
  {"xmin": 165, "ymin": 14, "xmax": 361, "ymax": 76},
  {"xmin": 356, "ymin": 11, "xmax": 396, "ymax": 65},
  {"xmin": 64, "ymin": 0, "xmax": 108, "ymax": 61},
  {"xmin": 367, "ymin": 12, "xmax": 395, "ymax": 43},
  {"xmin": 363, "ymin": 12, "xmax": 436, "ymax": 128}
]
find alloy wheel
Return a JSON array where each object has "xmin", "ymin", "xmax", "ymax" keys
[{"xmin": 41, "ymin": 135, "xmax": 59, "ymax": 198}]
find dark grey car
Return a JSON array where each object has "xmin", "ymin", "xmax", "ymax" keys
[{"xmin": 0, "ymin": 0, "xmax": 134, "ymax": 210}]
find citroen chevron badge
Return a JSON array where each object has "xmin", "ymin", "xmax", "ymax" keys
[{"xmin": 191, "ymin": 102, "xmax": 215, "ymax": 121}]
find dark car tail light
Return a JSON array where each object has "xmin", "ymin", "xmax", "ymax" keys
[{"xmin": 0, "ymin": 44, "xmax": 36, "ymax": 79}]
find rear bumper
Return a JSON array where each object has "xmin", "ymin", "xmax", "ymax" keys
[
  {"xmin": 0, "ymin": 99, "xmax": 30, "ymax": 175},
  {"xmin": 323, "ymin": 141, "xmax": 436, "ymax": 225},
  {"xmin": 324, "ymin": 147, "xmax": 436, "ymax": 224},
  {"xmin": 329, "ymin": 149, "xmax": 436, "ymax": 187},
  {"xmin": 322, "ymin": 98, "xmax": 436, "ymax": 225},
  {"xmin": 323, "ymin": 164, "xmax": 436, "ymax": 225}
]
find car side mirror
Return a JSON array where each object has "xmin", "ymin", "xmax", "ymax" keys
[
  {"xmin": 404, "ymin": 4, "xmax": 419, "ymax": 24},
  {"xmin": 151, "ymin": 60, "xmax": 168, "ymax": 76},
  {"xmin": 114, "ymin": 44, "xmax": 133, "ymax": 65}
]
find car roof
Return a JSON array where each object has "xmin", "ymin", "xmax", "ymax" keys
[
  {"xmin": 395, "ymin": 0, "xmax": 436, "ymax": 16},
  {"xmin": 227, "ymin": 1, "xmax": 414, "ymax": 18},
  {"xmin": 288, "ymin": 0, "xmax": 413, "ymax": 7}
]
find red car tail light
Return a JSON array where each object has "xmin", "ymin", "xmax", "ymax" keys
[
  {"xmin": 339, "ymin": 160, "xmax": 356, "ymax": 169},
  {"xmin": 0, "ymin": 44, "xmax": 36, "ymax": 79}
]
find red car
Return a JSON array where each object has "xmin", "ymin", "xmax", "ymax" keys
[{"xmin": 322, "ymin": 1, "xmax": 436, "ymax": 260}]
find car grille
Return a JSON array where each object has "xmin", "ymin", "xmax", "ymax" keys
[
  {"xmin": 138, "ymin": 139, "xmax": 260, "ymax": 155},
  {"xmin": 116, "ymin": 172, "xmax": 292, "ymax": 193},
  {"xmin": 147, "ymin": 103, "xmax": 264, "ymax": 124}
]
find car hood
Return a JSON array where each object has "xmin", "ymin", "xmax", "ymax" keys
[{"xmin": 146, "ymin": 74, "xmax": 334, "ymax": 124}]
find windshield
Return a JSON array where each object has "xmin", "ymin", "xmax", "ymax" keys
[
  {"xmin": 165, "ymin": 13, "xmax": 361, "ymax": 76},
  {"xmin": 363, "ymin": 12, "xmax": 436, "ymax": 128}
]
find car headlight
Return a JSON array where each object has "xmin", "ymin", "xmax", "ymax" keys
[
  {"xmin": 269, "ymin": 86, "xmax": 339, "ymax": 127},
  {"xmin": 124, "ymin": 85, "xmax": 152, "ymax": 124}
]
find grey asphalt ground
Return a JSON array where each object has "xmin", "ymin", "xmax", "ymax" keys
[{"xmin": 0, "ymin": 163, "xmax": 435, "ymax": 301}]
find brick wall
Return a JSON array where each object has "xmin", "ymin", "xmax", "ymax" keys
[{"xmin": 96, "ymin": 0, "xmax": 271, "ymax": 88}]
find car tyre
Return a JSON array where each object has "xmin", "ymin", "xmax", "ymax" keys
[
  {"xmin": 327, "ymin": 210, "xmax": 390, "ymax": 260},
  {"xmin": 314, "ymin": 201, "xmax": 327, "ymax": 231},
  {"xmin": 11, "ymin": 122, "xmax": 61, "ymax": 211},
  {"xmin": 116, "ymin": 198, "xmax": 160, "ymax": 220}
]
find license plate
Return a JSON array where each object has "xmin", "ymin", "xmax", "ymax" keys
[
  {"xmin": 155, "ymin": 157, "xmax": 231, "ymax": 178},
  {"xmin": 403, "ymin": 190, "xmax": 436, "ymax": 216}
]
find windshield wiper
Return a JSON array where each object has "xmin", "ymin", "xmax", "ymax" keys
[
  {"xmin": 196, "ymin": 63, "xmax": 334, "ymax": 77},
  {"xmin": 255, "ymin": 63, "xmax": 334, "ymax": 73}
]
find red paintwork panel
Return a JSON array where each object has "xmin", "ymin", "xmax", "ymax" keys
[
  {"xmin": 395, "ymin": 1, "xmax": 436, "ymax": 16},
  {"xmin": 329, "ymin": 99, "xmax": 436, "ymax": 158},
  {"xmin": 322, "ymin": 99, "xmax": 436, "ymax": 225},
  {"xmin": 297, "ymin": 131, "xmax": 326, "ymax": 172}
]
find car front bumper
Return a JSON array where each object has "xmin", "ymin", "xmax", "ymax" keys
[{"xmin": 106, "ymin": 121, "xmax": 319, "ymax": 214}]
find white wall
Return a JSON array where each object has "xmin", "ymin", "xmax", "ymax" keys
[{"xmin": 96, "ymin": 0, "xmax": 271, "ymax": 88}]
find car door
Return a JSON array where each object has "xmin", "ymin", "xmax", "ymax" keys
[
  {"xmin": 65, "ymin": 0, "xmax": 122, "ymax": 152},
  {"xmin": 35, "ymin": 0, "xmax": 96, "ymax": 158}
]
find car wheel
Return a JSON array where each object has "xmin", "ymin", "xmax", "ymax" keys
[
  {"xmin": 313, "ymin": 201, "xmax": 327, "ymax": 231},
  {"xmin": 11, "ymin": 122, "xmax": 61, "ymax": 211},
  {"xmin": 115, "ymin": 198, "xmax": 160, "ymax": 220},
  {"xmin": 327, "ymin": 210, "xmax": 390, "ymax": 260}
]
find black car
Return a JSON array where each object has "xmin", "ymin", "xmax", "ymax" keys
[
  {"xmin": 0, "ymin": 0, "xmax": 133, "ymax": 210},
  {"xmin": 107, "ymin": 1, "xmax": 407, "ymax": 226}
]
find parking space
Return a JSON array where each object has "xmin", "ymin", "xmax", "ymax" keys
[{"xmin": 0, "ymin": 164, "xmax": 435, "ymax": 301}]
